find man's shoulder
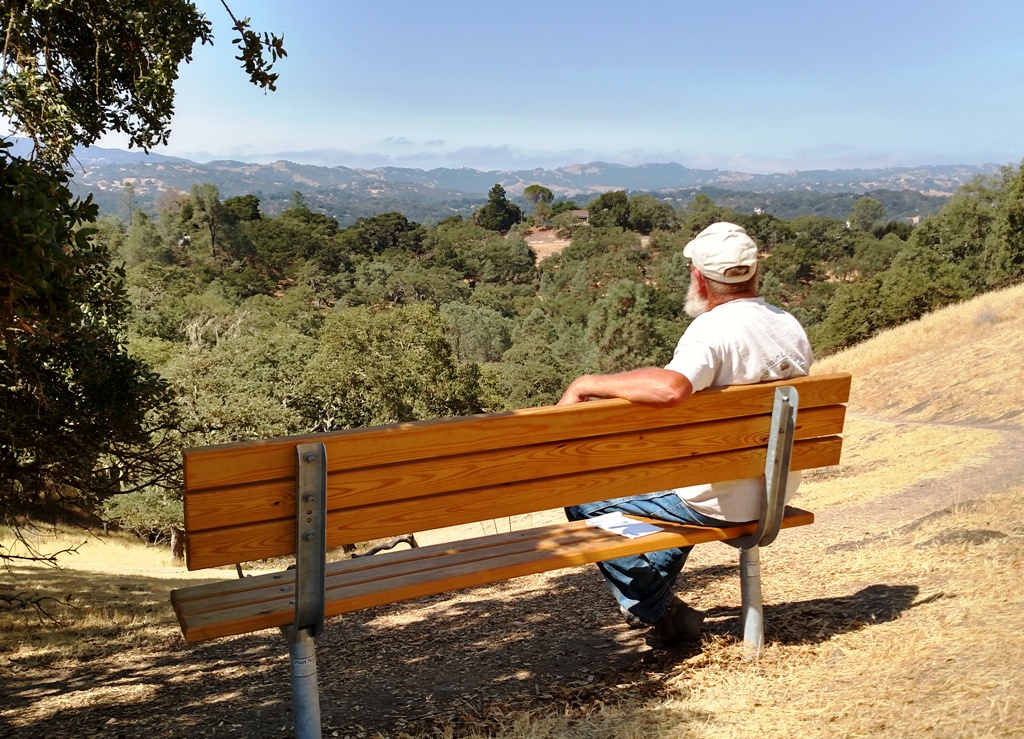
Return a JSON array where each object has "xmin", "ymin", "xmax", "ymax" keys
[
  {"xmin": 725, "ymin": 297, "xmax": 803, "ymax": 323},
  {"xmin": 698, "ymin": 297, "xmax": 781, "ymax": 321}
]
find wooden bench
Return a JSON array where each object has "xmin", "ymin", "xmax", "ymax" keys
[{"xmin": 171, "ymin": 372, "xmax": 850, "ymax": 738}]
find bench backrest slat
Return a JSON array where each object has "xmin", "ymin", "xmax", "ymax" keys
[
  {"xmin": 183, "ymin": 373, "xmax": 851, "ymax": 490},
  {"xmin": 182, "ymin": 373, "xmax": 850, "ymax": 570},
  {"xmin": 185, "ymin": 436, "xmax": 841, "ymax": 570},
  {"xmin": 183, "ymin": 404, "xmax": 845, "ymax": 533}
]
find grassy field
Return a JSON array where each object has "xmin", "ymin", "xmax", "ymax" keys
[{"xmin": 2, "ymin": 284, "xmax": 1024, "ymax": 738}]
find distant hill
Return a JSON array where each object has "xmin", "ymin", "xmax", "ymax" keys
[{"xmin": 64, "ymin": 146, "xmax": 999, "ymax": 226}]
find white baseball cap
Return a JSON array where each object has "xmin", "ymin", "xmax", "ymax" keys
[{"xmin": 683, "ymin": 222, "xmax": 759, "ymax": 283}]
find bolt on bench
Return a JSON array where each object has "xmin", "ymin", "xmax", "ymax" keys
[{"xmin": 171, "ymin": 372, "xmax": 850, "ymax": 738}]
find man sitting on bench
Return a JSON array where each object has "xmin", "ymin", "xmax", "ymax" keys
[{"xmin": 557, "ymin": 222, "xmax": 814, "ymax": 649}]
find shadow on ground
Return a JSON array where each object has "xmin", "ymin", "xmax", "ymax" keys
[{"xmin": 1, "ymin": 562, "xmax": 920, "ymax": 739}]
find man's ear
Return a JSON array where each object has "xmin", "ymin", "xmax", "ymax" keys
[{"xmin": 692, "ymin": 269, "xmax": 708, "ymax": 296}]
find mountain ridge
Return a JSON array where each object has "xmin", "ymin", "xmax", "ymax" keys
[{"xmin": 55, "ymin": 144, "xmax": 1002, "ymax": 225}]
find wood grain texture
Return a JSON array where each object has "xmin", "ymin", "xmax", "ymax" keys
[
  {"xmin": 183, "ymin": 404, "xmax": 846, "ymax": 533},
  {"xmin": 172, "ymin": 507, "xmax": 814, "ymax": 642},
  {"xmin": 184, "ymin": 436, "xmax": 841, "ymax": 570},
  {"xmin": 183, "ymin": 373, "xmax": 851, "ymax": 492},
  {"xmin": 180, "ymin": 374, "xmax": 848, "ymax": 569},
  {"xmin": 171, "ymin": 375, "xmax": 850, "ymax": 644}
]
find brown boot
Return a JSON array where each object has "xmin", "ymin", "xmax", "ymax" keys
[{"xmin": 647, "ymin": 597, "xmax": 705, "ymax": 649}]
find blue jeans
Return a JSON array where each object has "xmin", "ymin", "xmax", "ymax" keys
[{"xmin": 565, "ymin": 491, "xmax": 733, "ymax": 624}]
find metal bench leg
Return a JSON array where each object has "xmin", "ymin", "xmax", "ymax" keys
[
  {"xmin": 290, "ymin": 442, "xmax": 327, "ymax": 739},
  {"xmin": 288, "ymin": 627, "xmax": 322, "ymax": 739},
  {"xmin": 739, "ymin": 545, "xmax": 764, "ymax": 657},
  {"xmin": 728, "ymin": 386, "xmax": 797, "ymax": 658}
]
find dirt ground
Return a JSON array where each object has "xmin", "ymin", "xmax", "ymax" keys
[
  {"xmin": 523, "ymin": 227, "xmax": 571, "ymax": 261},
  {"xmin": 3, "ymin": 419, "xmax": 1022, "ymax": 739},
  {"xmin": 521, "ymin": 227, "xmax": 649, "ymax": 262}
]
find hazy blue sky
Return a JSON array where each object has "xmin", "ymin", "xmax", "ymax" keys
[{"xmin": 96, "ymin": 0, "xmax": 1024, "ymax": 173}]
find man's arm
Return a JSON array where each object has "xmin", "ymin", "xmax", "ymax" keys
[{"xmin": 557, "ymin": 368, "xmax": 693, "ymax": 407}]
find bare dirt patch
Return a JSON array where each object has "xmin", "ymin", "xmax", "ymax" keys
[{"xmin": 523, "ymin": 228, "xmax": 571, "ymax": 262}]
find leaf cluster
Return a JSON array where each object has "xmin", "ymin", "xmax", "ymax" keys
[
  {"xmin": 221, "ymin": 6, "xmax": 287, "ymax": 91},
  {"xmin": 1, "ymin": 144, "xmax": 174, "ymax": 549},
  {"xmin": 0, "ymin": 0, "xmax": 213, "ymax": 164},
  {"xmin": 0, "ymin": 1, "xmax": 284, "ymax": 165}
]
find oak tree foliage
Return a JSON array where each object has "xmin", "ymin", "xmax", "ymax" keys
[
  {"xmin": 0, "ymin": 0, "xmax": 285, "ymax": 164},
  {"xmin": 0, "ymin": 1, "xmax": 284, "ymax": 565}
]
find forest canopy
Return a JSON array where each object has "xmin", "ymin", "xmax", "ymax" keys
[{"xmin": 78, "ymin": 162, "xmax": 1023, "ymax": 546}]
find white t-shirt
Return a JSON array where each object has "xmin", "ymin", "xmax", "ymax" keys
[{"xmin": 664, "ymin": 298, "xmax": 814, "ymax": 522}]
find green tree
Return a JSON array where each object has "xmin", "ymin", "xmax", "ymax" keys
[
  {"xmin": 189, "ymin": 183, "xmax": 225, "ymax": 257},
  {"xmin": 119, "ymin": 182, "xmax": 138, "ymax": 226},
  {"xmin": 908, "ymin": 170, "xmax": 1005, "ymax": 292},
  {"xmin": 440, "ymin": 302, "xmax": 513, "ymax": 363},
  {"xmin": 813, "ymin": 247, "xmax": 967, "ymax": 355},
  {"xmin": 992, "ymin": 160, "xmax": 1024, "ymax": 284},
  {"xmin": 523, "ymin": 184, "xmax": 554, "ymax": 221},
  {"xmin": 347, "ymin": 260, "xmax": 470, "ymax": 308},
  {"xmin": 0, "ymin": 3, "xmax": 284, "ymax": 567},
  {"xmin": 587, "ymin": 190, "xmax": 630, "ymax": 229},
  {"xmin": 300, "ymin": 304, "xmax": 483, "ymax": 430},
  {"xmin": 349, "ymin": 212, "xmax": 426, "ymax": 255},
  {"xmin": 164, "ymin": 322, "xmax": 314, "ymax": 443},
  {"xmin": 849, "ymin": 197, "xmax": 887, "ymax": 232},
  {"xmin": 246, "ymin": 205, "xmax": 340, "ymax": 277},
  {"xmin": 475, "ymin": 184, "xmax": 523, "ymax": 232},
  {"xmin": 1, "ymin": 147, "xmax": 175, "ymax": 556},
  {"xmin": 122, "ymin": 210, "xmax": 176, "ymax": 266},
  {"xmin": 425, "ymin": 217, "xmax": 535, "ymax": 285},
  {"xmin": 627, "ymin": 194, "xmax": 677, "ymax": 234},
  {"xmin": 679, "ymin": 193, "xmax": 725, "ymax": 234},
  {"xmin": 105, "ymin": 318, "xmax": 314, "ymax": 561},
  {"xmin": 524, "ymin": 184, "xmax": 554, "ymax": 207},
  {"xmin": 223, "ymin": 194, "xmax": 262, "ymax": 222},
  {"xmin": 584, "ymin": 280, "xmax": 665, "ymax": 373},
  {"xmin": 0, "ymin": 0, "xmax": 285, "ymax": 165}
]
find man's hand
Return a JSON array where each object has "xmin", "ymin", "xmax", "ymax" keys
[{"xmin": 557, "ymin": 378, "xmax": 592, "ymax": 405}]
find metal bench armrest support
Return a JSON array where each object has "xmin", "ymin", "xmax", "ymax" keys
[
  {"xmin": 295, "ymin": 442, "xmax": 327, "ymax": 636},
  {"xmin": 727, "ymin": 386, "xmax": 799, "ymax": 656},
  {"xmin": 729, "ymin": 386, "xmax": 799, "ymax": 550},
  {"xmin": 287, "ymin": 442, "xmax": 327, "ymax": 739}
]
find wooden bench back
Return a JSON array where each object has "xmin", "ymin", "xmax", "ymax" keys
[{"xmin": 182, "ymin": 373, "xmax": 851, "ymax": 570}]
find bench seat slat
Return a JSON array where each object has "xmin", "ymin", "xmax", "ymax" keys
[
  {"xmin": 182, "ymin": 374, "xmax": 851, "ymax": 493},
  {"xmin": 172, "ymin": 507, "xmax": 814, "ymax": 642},
  {"xmin": 185, "ymin": 436, "xmax": 842, "ymax": 570},
  {"xmin": 184, "ymin": 404, "xmax": 846, "ymax": 534}
]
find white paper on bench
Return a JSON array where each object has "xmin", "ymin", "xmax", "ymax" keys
[{"xmin": 585, "ymin": 512, "xmax": 663, "ymax": 539}]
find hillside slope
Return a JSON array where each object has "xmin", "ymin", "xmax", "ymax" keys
[
  {"xmin": 3, "ymin": 284, "xmax": 1023, "ymax": 738},
  {"xmin": 815, "ymin": 282, "xmax": 1024, "ymax": 427}
]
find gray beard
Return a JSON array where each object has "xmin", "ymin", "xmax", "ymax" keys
[{"xmin": 684, "ymin": 280, "xmax": 709, "ymax": 318}]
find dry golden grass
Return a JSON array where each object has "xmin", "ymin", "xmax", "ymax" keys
[
  {"xmin": 664, "ymin": 482, "xmax": 1024, "ymax": 739},
  {"xmin": 489, "ymin": 476, "xmax": 1024, "ymax": 736},
  {"xmin": 441, "ymin": 484, "xmax": 1024, "ymax": 739},
  {"xmin": 0, "ymin": 528, "xmax": 211, "ymax": 670},
  {"xmin": 3, "ymin": 283, "xmax": 1024, "ymax": 737},
  {"xmin": 415, "ymin": 284, "xmax": 1024, "ymax": 738},
  {"xmin": 794, "ymin": 416, "xmax": 999, "ymax": 510},
  {"xmin": 814, "ymin": 282, "xmax": 1024, "ymax": 427}
]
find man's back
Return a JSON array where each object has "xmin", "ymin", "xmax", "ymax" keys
[
  {"xmin": 664, "ymin": 295, "xmax": 813, "ymax": 522},
  {"xmin": 665, "ymin": 297, "xmax": 813, "ymax": 392}
]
